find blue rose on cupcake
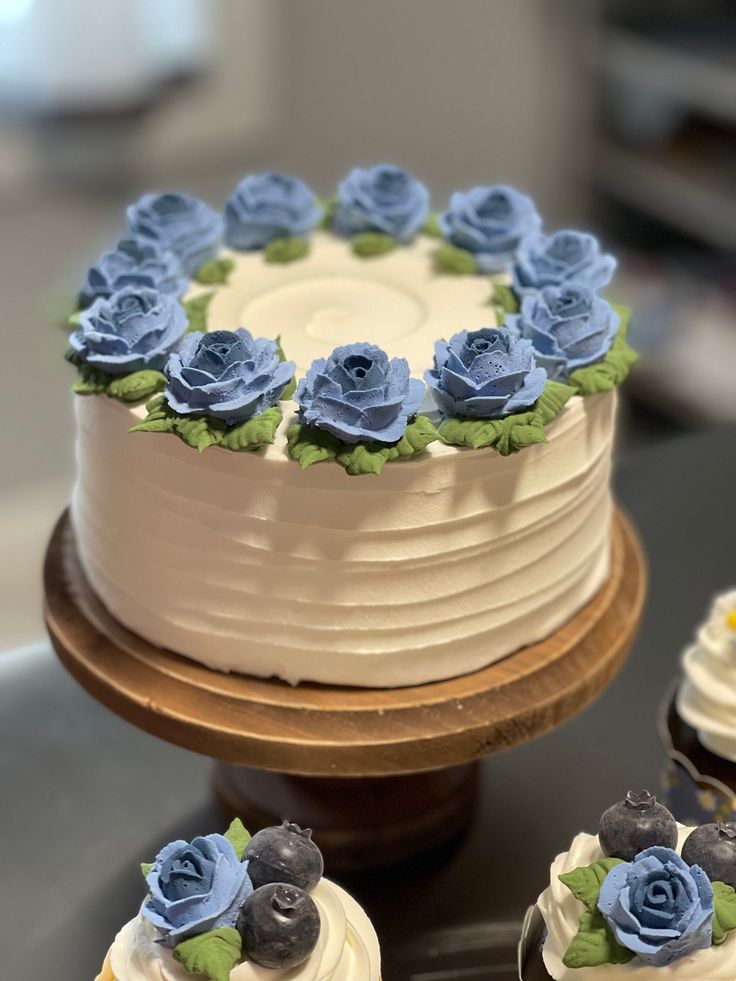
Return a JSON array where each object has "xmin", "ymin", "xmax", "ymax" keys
[
  {"xmin": 143, "ymin": 832, "xmax": 253, "ymax": 947},
  {"xmin": 164, "ymin": 329, "xmax": 295, "ymax": 425},
  {"xmin": 506, "ymin": 284, "xmax": 619, "ymax": 381},
  {"xmin": 513, "ymin": 229, "xmax": 616, "ymax": 292},
  {"xmin": 332, "ymin": 165, "xmax": 429, "ymax": 243},
  {"xmin": 81, "ymin": 238, "xmax": 187, "ymax": 306},
  {"xmin": 424, "ymin": 327, "xmax": 546, "ymax": 419},
  {"xmin": 127, "ymin": 192, "xmax": 223, "ymax": 276},
  {"xmin": 69, "ymin": 287, "xmax": 188, "ymax": 375},
  {"xmin": 598, "ymin": 846, "xmax": 714, "ymax": 967},
  {"xmin": 440, "ymin": 184, "xmax": 541, "ymax": 273},
  {"xmin": 295, "ymin": 343, "xmax": 425, "ymax": 444},
  {"xmin": 225, "ymin": 172, "xmax": 323, "ymax": 250}
]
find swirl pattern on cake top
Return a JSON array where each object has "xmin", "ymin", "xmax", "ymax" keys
[{"xmin": 678, "ymin": 589, "xmax": 736, "ymax": 761}]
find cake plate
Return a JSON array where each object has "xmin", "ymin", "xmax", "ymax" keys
[{"xmin": 44, "ymin": 507, "xmax": 646, "ymax": 869}]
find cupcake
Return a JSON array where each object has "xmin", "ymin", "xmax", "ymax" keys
[
  {"xmin": 520, "ymin": 790, "xmax": 736, "ymax": 979},
  {"xmin": 95, "ymin": 819, "xmax": 380, "ymax": 980},
  {"xmin": 662, "ymin": 589, "xmax": 736, "ymax": 825}
]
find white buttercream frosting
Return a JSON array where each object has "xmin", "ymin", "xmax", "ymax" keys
[
  {"xmin": 102, "ymin": 879, "xmax": 379, "ymax": 981},
  {"xmin": 677, "ymin": 589, "xmax": 736, "ymax": 761},
  {"xmin": 537, "ymin": 826, "xmax": 736, "ymax": 980},
  {"xmin": 71, "ymin": 232, "xmax": 617, "ymax": 687}
]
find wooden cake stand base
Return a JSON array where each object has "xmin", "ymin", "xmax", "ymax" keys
[{"xmin": 44, "ymin": 508, "xmax": 645, "ymax": 868}]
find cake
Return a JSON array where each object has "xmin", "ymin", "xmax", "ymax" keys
[
  {"xmin": 520, "ymin": 790, "xmax": 736, "ymax": 980},
  {"xmin": 66, "ymin": 165, "xmax": 636, "ymax": 687},
  {"xmin": 95, "ymin": 818, "xmax": 380, "ymax": 981},
  {"xmin": 661, "ymin": 590, "xmax": 736, "ymax": 825}
]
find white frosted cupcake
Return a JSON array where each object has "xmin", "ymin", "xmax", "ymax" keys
[
  {"xmin": 677, "ymin": 589, "xmax": 736, "ymax": 762},
  {"xmin": 520, "ymin": 790, "xmax": 736, "ymax": 980},
  {"xmin": 95, "ymin": 819, "xmax": 380, "ymax": 981}
]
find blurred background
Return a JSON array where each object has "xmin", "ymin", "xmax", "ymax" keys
[{"xmin": 1, "ymin": 0, "xmax": 735, "ymax": 653}]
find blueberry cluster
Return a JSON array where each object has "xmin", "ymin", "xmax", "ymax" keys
[
  {"xmin": 238, "ymin": 821, "xmax": 324, "ymax": 970},
  {"xmin": 598, "ymin": 789, "xmax": 736, "ymax": 887}
]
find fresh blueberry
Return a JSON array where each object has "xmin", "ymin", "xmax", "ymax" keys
[
  {"xmin": 238, "ymin": 882, "xmax": 320, "ymax": 969},
  {"xmin": 245, "ymin": 821, "xmax": 324, "ymax": 893},
  {"xmin": 682, "ymin": 823, "xmax": 736, "ymax": 887},
  {"xmin": 598, "ymin": 790, "xmax": 677, "ymax": 861}
]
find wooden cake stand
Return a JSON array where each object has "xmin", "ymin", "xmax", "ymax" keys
[{"xmin": 44, "ymin": 508, "xmax": 646, "ymax": 868}]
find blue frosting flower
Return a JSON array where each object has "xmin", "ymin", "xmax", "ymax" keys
[
  {"xmin": 69, "ymin": 287, "xmax": 188, "ymax": 375},
  {"xmin": 424, "ymin": 327, "xmax": 546, "ymax": 419},
  {"xmin": 295, "ymin": 343, "xmax": 425, "ymax": 444},
  {"xmin": 143, "ymin": 833, "xmax": 253, "ymax": 947},
  {"xmin": 224, "ymin": 172, "xmax": 322, "ymax": 250},
  {"xmin": 127, "ymin": 192, "xmax": 223, "ymax": 276},
  {"xmin": 506, "ymin": 284, "xmax": 620, "ymax": 381},
  {"xmin": 598, "ymin": 846, "xmax": 713, "ymax": 967},
  {"xmin": 513, "ymin": 229, "xmax": 616, "ymax": 292},
  {"xmin": 333, "ymin": 165, "xmax": 429, "ymax": 243},
  {"xmin": 81, "ymin": 238, "xmax": 187, "ymax": 306},
  {"xmin": 165, "ymin": 329, "xmax": 295, "ymax": 425},
  {"xmin": 439, "ymin": 185, "xmax": 541, "ymax": 273}
]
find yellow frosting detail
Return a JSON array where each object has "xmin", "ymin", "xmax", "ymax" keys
[{"xmin": 727, "ymin": 610, "xmax": 736, "ymax": 630}]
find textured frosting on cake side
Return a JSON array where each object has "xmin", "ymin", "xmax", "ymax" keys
[
  {"xmin": 71, "ymin": 385, "xmax": 614, "ymax": 687},
  {"xmin": 538, "ymin": 827, "xmax": 736, "ymax": 980},
  {"xmin": 677, "ymin": 589, "xmax": 736, "ymax": 761},
  {"xmin": 99, "ymin": 879, "xmax": 380, "ymax": 981}
]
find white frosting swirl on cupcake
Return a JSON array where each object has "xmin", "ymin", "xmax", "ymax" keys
[
  {"xmin": 537, "ymin": 826, "xmax": 736, "ymax": 980},
  {"xmin": 678, "ymin": 589, "xmax": 736, "ymax": 761},
  {"xmin": 101, "ymin": 879, "xmax": 380, "ymax": 981}
]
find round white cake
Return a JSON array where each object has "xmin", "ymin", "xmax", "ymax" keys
[{"xmin": 70, "ymin": 229, "xmax": 617, "ymax": 688}]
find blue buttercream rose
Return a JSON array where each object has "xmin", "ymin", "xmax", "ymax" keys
[
  {"xmin": 513, "ymin": 229, "xmax": 616, "ymax": 292},
  {"xmin": 333, "ymin": 165, "xmax": 429, "ymax": 243},
  {"xmin": 439, "ymin": 185, "xmax": 541, "ymax": 273},
  {"xmin": 506, "ymin": 284, "xmax": 620, "ymax": 381},
  {"xmin": 165, "ymin": 329, "xmax": 295, "ymax": 425},
  {"xmin": 81, "ymin": 238, "xmax": 187, "ymax": 306},
  {"xmin": 598, "ymin": 846, "xmax": 713, "ymax": 967},
  {"xmin": 143, "ymin": 833, "xmax": 253, "ymax": 947},
  {"xmin": 69, "ymin": 287, "xmax": 188, "ymax": 375},
  {"xmin": 295, "ymin": 342, "xmax": 425, "ymax": 444},
  {"xmin": 424, "ymin": 327, "xmax": 546, "ymax": 419},
  {"xmin": 224, "ymin": 172, "xmax": 322, "ymax": 250},
  {"xmin": 127, "ymin": 192, "xmax": 223, "ymax": 276}
]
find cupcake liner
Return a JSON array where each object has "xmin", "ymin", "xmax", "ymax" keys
[
  {"xmin": 518, "ymin": 904, "xmax": 551, "ymax": 980},
  {"xmin": 659, "ymin": 677, "xmax": 736, "ymax": 825}
]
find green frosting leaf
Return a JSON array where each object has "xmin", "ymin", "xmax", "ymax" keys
[
  {"xmin": 712, "ymin": 881, "xmax": 736, "ymax": 945},
  {"xmin": 140, "ymin": 862, "xmax": 154, "ymax": 879},
  {"xmin": 194, "ymin": 257, "xmax": 235, "ymax": 286},
  {"xmin": 318, "ymin": 197, "xmax": 337, "ymax": 229},
  {"xmin": 107, "ymin": 370, "xmax": 167, "ymax": 403},
  {"xmin": 562, "ymin": 909, "xmax": 635, "ymax": 969},
  {"xmin": 173, "ymin": 928, "xmax": 242, "ymax": 981},
  {"xmin": 274, "ymin": 335, "xmax": 297, "ymax": 401},
  {"xmin": 288, "ymin": 417, "xmax": 439, "ymax": 475},
  {"xmin": 558, "ymin": 858, "xmax": 625, "ymax": 912},
  {"xmin": 132, "ymin": 397, "xmax": 281, "ymax": 453},
  {"xmin": 264, "ymin": 236, "xmax": 310, "ymax": 264},
  {"xmin": 287, "ymin": 423, "xmax": 340, "ymax": 469},
  {"xmin": 423, "ymin": 212, "xmax": 443, "ymax": 238},
  {"xmin": 433, "ymin": 243, "xmax": 477, "ymax": 275},
  {"xmin": 184, "ymin": 292, "xmax": 215, "ymax": 334},
  {"xmin": 72, "ymin": 364, "xmax": 109, "ymax": 395},
  {"xmin": 223, "ymin": 818, "xmax": 251, "ymax": 861},
  {"xmin": 439, "ymin": 379, "xmax": 575, "ymax": 455},
  {"xmin": 351, "ymin": 232, "xmax": 396, "ymax": 258},
  {"xmin": 219, "ymin": 406, "xmax": 282, "ymax": 452},
  {"xmin": 491, "ymin": 282, "xmax": 520, "ymax": 315},
  {"xmin": 66, "ymin": 309, "xmax": 82, "ymax": 332},
  {"xmin": 569, "ymin": 306, "xmax": 638, "ymax": 395}
]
